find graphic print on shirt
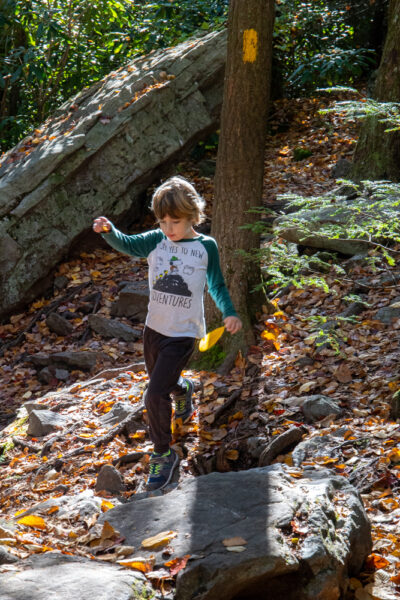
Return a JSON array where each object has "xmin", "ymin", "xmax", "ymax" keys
[{"xmin": 153, "ymin": 255, "xmax": 192, "ymax": 297}]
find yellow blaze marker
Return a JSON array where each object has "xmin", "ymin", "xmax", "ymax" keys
[{"xmin": 243, "ymin": 29, "xmax": 258, "ymax": 63}]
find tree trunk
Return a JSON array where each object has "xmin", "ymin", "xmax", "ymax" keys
[
  {"xmin": 210, "ymin": 0, "xmax": 274, "ymax": 354},
  {"xmin": 351, "ymin": 0, "xmax": 400, "ymax": 181}
]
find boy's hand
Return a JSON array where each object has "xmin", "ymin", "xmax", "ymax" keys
[
  {"xmin": 93, "ymin": 217, "xmax": 111, "ymax": 233},
  {"xmin": 224, "ymin": 316, "xmax": 242, "ymax": 334}
]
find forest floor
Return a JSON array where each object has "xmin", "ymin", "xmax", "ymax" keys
[{"xmin": 1, "ymin": 91, "xmax": 400, "ymax": 600}]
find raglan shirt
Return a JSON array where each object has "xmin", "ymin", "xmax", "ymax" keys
[{"xmin": 102, "ymin": 225, "xmax": 237, "ymax": 339}]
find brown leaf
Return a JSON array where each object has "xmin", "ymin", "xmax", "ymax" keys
[{"xmin": 334, "ymin": 363, "xmax": 352, "ymax": 383}]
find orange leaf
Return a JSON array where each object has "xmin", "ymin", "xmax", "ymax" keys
[
  {"xmin": 165, "ymin": 554, "xmax": 190, "ymax": 576},
  {"xmin": 365, "ymin": 553, "xmax": 390, "ymax": 570},
  {"xmin": 118, "ymin": 559, "xmax": 153, "ymax": 573}
]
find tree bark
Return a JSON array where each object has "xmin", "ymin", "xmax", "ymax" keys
[
  {"xmin": 351, "ymin": 0, "xmax": 400, "ymax": 181},
  {"xmin": 210, "ymin": 0, "xmax": 275, "ymax": 350}
]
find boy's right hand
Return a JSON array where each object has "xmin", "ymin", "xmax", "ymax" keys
[{"xmin": 93, "ymin": 217, "xmax": 111, "ymax": 233}]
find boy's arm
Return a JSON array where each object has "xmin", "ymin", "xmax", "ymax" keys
[
  {"xmin": 101, "ymin": 224, "xmax": 163, "ymax": 258},
  {"xmin": 203, "ymin": 238, "xmax": 237, "ymax": 319}
]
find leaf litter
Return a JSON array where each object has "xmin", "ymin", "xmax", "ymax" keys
[{"xmin": 0, "ymin": 91, "xmax": 400, "ymax": 598}]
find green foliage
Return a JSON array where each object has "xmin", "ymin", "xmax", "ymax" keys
[
  {"xmin": 190, "ymin": 343, "xmax": 226, "ymax": 371},
  {"xmin": 0, "ymin": 0, "xmax": 228, "ymax": 150},
  {"xmin": 274, "ymin": 0, "xmax": 376, "ymax": 95},
  {"xmin": 320, "ymin": 87, "xmax": 400, "ymax": 133},
  {"xmin": 244, "ymin": 180, "xmax": 400, "ymax": 298},
  {"xmin": 276, "ymin": 182, "xmax": 400, "ymax": 249},
  {"xmin": 293, "ymin": 147, "xmax": 313, "ymax": 161}
]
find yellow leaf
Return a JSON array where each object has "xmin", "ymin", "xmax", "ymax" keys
[
  {"xmin": 199, "ymin": 326, "xmax": 225, "ymax": 351},
  {"xmin": 225, "ymin": 449, "xmax": 239, "ymax": 461},
  {"xmin": 229, "ymin": 411, "xmax": 244, "ymax": 422},
  {"xmin": 261, "ymin": 330, "xmax": 278, "ymax": 341},
  {"xmin": 101, "ymin": 500, "xmax": 114, "ymax": 512},
  {"xmin": 17, "ymin": 515, "xmax": 46, "ymax": 530},
  {"xmin": 141, "ymin": 530, "xmax": 177, "ymax": 550}
]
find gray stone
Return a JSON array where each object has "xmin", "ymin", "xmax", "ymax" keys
[
  {"xmin": 100, "ymin": 401, "xmax": 137, "ymax": 426},
  {"xmin": 0, "ymin": 233, "xmax": 21, "ymax": 278},
  {"xmin": 95, "ymin": 465, "xmax": 125, "ymax": 494},
  {"xmin": 247, "ymin": 436, "xmax": 267, "ymax": 459},
  {"xmin": 25, "ymin": 353, "xmax": 50, "ymax": 368},
  {"xmin": 54, "ymin": 368, "xmax": 70, "ymax": 381},
  {"xmin": 27, "ymin": 409, "xmax": 68, "ymax": 437},
  {"xmin": 331, "ymin": 158, "xmax": 352, "ymax": 179},
  {"xmin": 17, "ymin": 490, "xmax": 105, "ymax": 520},
  {"xmin": 0, "ymin": 551, "xmax": 148, "ymax": 600},
  {"xmin": 23, "ymin": 401, "xmax": 48, "ymax": 414},
  {"xmin": 37, "ymin": 367, "xmax": 56, "ymax": 384},
  {"xmin": 0, "ymin": 546, "xmax": 18, "ymax": 565},
  {"xmin": 97, "ymin": 465, "xmax": 371, "ymax": 600},
  {"xmin": 340, "ymin": 301, "xmax": 367, "ymax": 318},
  {"xmin": 53, "ymin": 275, "xmax": 69, "ymax": 291},
  {"xmin": 28, "ymin": 350, "xmax": 99, "ymax": 371},
  {"xmin": 89, "ymin": 314, "xmax": 141, "ymax": 342},
  {"xmin": 302, "ymin": 395, "xmax": 342, "ymax": 423},
  {"xmin": 111, "ymin": 281, "xmax": 149, "ymax": 321},
  {"xmin": 293, "ymin": 433, "xmax": 343, "ymax": 467},
  {"xmin": 274, "ymin": 201, "xmax": 370, "ymax": 256},
  {"xmin": 376, "ymin": 301, "xmax": 400, "ymax": 323},
  {"xmin": 46, "ymin": 312, "xmax": 73, "ymax": 336},
  {"xmin": 50, "ymin": 351, "xmax": 99, "ymax": 371},
  {"xmin": 0, "ymin": 29, "xmax": 227, "ymax": 319}
]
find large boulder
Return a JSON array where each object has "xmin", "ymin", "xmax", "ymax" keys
[
  {"xmin": 0, "ymin": 30, "xmax": 227, "ymax": 319},
  {"xmin": 0, "ymin": 551, "xmax": 149, "ymax": 600},
  {"xmin": 98, "ymin": 464, "xmax": 372, "ymax": 600}
]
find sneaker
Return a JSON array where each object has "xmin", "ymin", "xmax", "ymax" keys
[
  {"xmin": 146, "ymin": 448, "xmax": 179, "ymax": 492},
  {"xmin": 173, "ymin": 378, "xmax": 194, "ymax": 423}
]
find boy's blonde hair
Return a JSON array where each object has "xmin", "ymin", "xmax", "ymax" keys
[{"xmin": 151, "ymin": 176, "xmax": 206, "ymax": 225}]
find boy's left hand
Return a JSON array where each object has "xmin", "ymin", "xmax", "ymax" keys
[{"xmin": 224, "ymin": 316, "xmax": 242, "ymax": 334}]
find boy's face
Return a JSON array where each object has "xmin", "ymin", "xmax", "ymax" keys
[{"xmin": 158, "ymin": 215, "xmax": 196, "ymax": 241}]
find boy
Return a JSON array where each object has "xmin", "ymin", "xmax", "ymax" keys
[{"xmin": 93, "ymin": 176, "xmax": 242, "ymax": 491}]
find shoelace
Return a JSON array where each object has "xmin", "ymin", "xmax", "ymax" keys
[
  {"xmin": 175, "ymin": 397, "xmax": 187, "ymax": 412},
  {"xmin": 149, "ymin": 462, "xmax": 162, "ymax": 475},
  {"xmin": 149, "ymin": 451, "xmax": 170, "ymax": 476}
]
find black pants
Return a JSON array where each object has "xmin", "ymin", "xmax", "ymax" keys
[{"xmin": 143, "ymin": 326, "xmax": 195, "ymax": 454}]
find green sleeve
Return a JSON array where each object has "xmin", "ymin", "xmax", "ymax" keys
[
  {"xmin": 202, "ymin": 238, "xmax": 237, "ymax": 319},
  {"xmin": 101, "ymin": 225, "xmax": 163, "ymax": 258}
]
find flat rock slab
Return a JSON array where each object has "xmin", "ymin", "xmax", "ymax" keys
[
  {"xmin": 0, "ymin": 551, "xmax": 149, "ymax": 600},
  {"xmin": 98, "ymin": 464, "xmax": 372, "ymax": 600}
]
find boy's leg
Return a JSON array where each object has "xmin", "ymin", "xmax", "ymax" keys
[{"xmin": 143, "ymin": 327, "xmax": 195, "ymax": 454}]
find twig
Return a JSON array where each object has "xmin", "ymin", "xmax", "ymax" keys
[
  {"xmin": 36, "ymin": 403, "xmax": 144, "ymax": 474},
  {"xmin": 12, "ymin": 437, "xmax": 41, "ymax": 454},
  {"xmin": 213, "ymin": 389, "xmax": 241, "ymax": 422},
  {"xmin": 78, "ymin": 291, "xmax": 102, "ymax": 346}
]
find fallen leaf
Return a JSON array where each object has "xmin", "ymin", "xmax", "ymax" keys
[
  {"xmin": 225, "ymin": 449, "xmax": 239, "ymax": 460},
  {"xmin": 365, "ymin": 553, "xmax": 390, "ymax": 570},
  {"xmin": 222, "ymin": 537, "xmax": 247, "ymax": 547},
  {"xmin": 17, "ymin": 515, "xmax": 46, "ymax": 530},
  {"xmin": 165, "ymin": 554, "xmax": 190, "ymax": 576},
  {"xmin": 141, "ymin": 530, "xmax": 177, "ymax": 550},
  {"xmin": 334, "ymin": 363, "xmax": 352, "ymax": 384},
  {"xmin": 118, "ymin": 557, "xmax": 154, "ymax": 572}
]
